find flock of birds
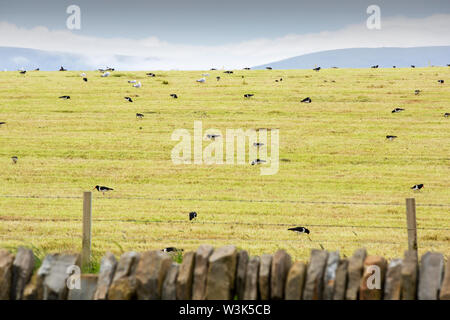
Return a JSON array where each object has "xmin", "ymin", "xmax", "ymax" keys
[{"xmin": 3, "ymin": 63, "xmax": 449, "ymax": 252}]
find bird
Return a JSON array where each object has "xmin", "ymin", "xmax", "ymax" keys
[
  {"xmin": 438, "ymin": 80, "xmax": 444, "ymax": 84},
  {"xmin": 243, "ymin": 67, "xmax": 251, "ymax": 70},
  {"xmin": 128, "ymin": 80, "xmax": 137, "ymax": 83},
  {"xmin": 83, "ymin": 77, "xmax": 88, "ymax": 82},
  {"xmin": 371, "ymin": 65, "xmax": 379, "ymax": 69},
  {"xmin": 101, "ymin": 71, "xmax": 110, "ymax": 77},
  {"xmin": 19, "ymin": 70, "xmax": 26, "ymax": 74},
  {"xmin": 253, "ymin": 142, "xmax": 264, "ymax": 147},
  {"xmin": 393, "ymin": 66, "xmax": 396, "ymax": 68},
  {"xmin": 59, "ymin": 66, "xmax": 67, "ymax": 71},
  {"xmin": 275, "ymin": 80, "xmax": 278, "ymax": 82},
  {"xmin": 146, "ymin": 73, "xmax": 156, "ymax": 77},
  {"xmin": 170, "ymin": 94, "xmax": 178, "ymax": 99},
  {"xmin": 392, "ymin": 107, "xmax": 405, "ymax": 113},
  {"xmin": 34, "ymin": 68, "xmax": 40, "ymax": 71},
  {"xmin": 210, "ymin": 68, "xmax": 217, "ymax": 71},
  {"xmin": 0, "ymin": 122, "xmax": 6, "ymax": 126},
  {"xmin": 301, "ymin": 97, "xmax": 312, "ymax": 103},
  {"xmin": 136, "ymin": 113, "xmax": 144, "ymax": 119},
  {"xmin": 106, "ymin": 67, "xmax": 115, "ymax": 71},
  {"xmin": 288, "ymin": 226, "xmax": 310, "ymax": 234},
  {"xmin": 11, "ymin": 156, "xmax": 18, "ymax": 164},
  {"xmin": 415, "ymin": 90, "xmax": 421, "ymax": 95},
  {"xmin": 444, "ymin": 113, "xmax": 450, "ymax": 117},
  {"xmin": 244, "ymin": 94, "xmax": 254, "ymax": 98},
  {"xmin": 313, "ymin": 67, "xmax": 321, "ymax": 71},
  {"xmin": 202, "ymin": 73, "xmax": 210, "ymax": 77},
  {"xmin": 216, "ymin": 76, "xmax": 221, "ymax": 81},
  {"xmin": 279, "ymin": 78, "xmax": 283, "ymax": 82},
  {"xmin": 59, "ymin": 95, "xmax": 70, "ymax": 99},
  {"xmin": 124, "ymin": 97, "xmax": 133, "ymax": 102},
  {"xmin": 251, "ymin": 159, "xmax": 266, "ymax": 165},
  {"xmin": 386, "ymin": 135, "xmax": 398, "ymax": 140},
  {"xmin": 80, "ymin": 73, "xmax": 86, "ymax": 77},
  {"xmin": 224, "ymin": 71, "xmax": 234, "ymax": 74},
  {"xmin": 93, "ymin": 185, "xmax": 114, "ymax": 194},
  {"xmin": 206, "ymin": 134, "xmax": 220, "ymax": 140},
  {"xmin": 411, "ymin": 65, "xmax": 416, "ymax": 68},
  {"xmin": 189, "ymin": 211, "xmax": 197, "ymax": 221},
  {"xmin": 266, "ymin": 67, "xmax": 272, "ymax": 70},
  {"xmin": 133, "ymin": 81, "xmax": 142, "ymax": 88},
  {"xmin": 411, "ymin": 184, "xmax": 424, "ymax": 190},
  {"xmin": 196, "ymin": 77, "xmax": 206, "ymax": 83},
  {"xmin": 162, "ymin": 247, "xmax": 183, "ymax": 253}
]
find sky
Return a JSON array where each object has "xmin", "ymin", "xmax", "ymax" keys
[{"xmin": 0, "ymin": 0, "xmax": 450, "ymax": 69}]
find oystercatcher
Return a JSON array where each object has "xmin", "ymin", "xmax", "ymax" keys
[
  {"xmin": 162, "ymin": 247, "xmax": 184, "ymax": 253},
  {"xmin": 444, "ymin": 113, "xmax": 449, "ymax": 117},
  {"xmin": 124, "ymin": 97, "xmax": 133, "ymax": 102},
  {"xmin": 206, "ymin": 134, "xmax": 220, "ymax": 140},
  {"xmin": 0, "ymin": 122, "xmax": 5, "ymax": 126},
  {"xmin": 411, "ymin": 65, "xmax": 416, "ymax": 68},
  {"xmin": 243, "ymin": 67, "xmax": 251, "ymax": 70},
  {"xmin": 244, "ymin": 94, "xmax": 254, "ymax": 98},
  {"xmin": 313, "ymin": 67, "xmax": 321, "ymax": 71},
  {"xmin": 170, "ymin": 94, "xmax": 178, "ymax": 99},
  {"xmin": 189, "ymin": 211, "xmax": 197, "ymax": 221},
  {"xmin": 438, "ymin": 80, "xmax": 444, "ymax": 84},
  {"xmin": 253, "ymin": 142, "xmax": 264, "ymax": 147},
  {"xmin": 211, "ymin": 68, "xmax": 217, "ymax": 71},
  {"xmin": 266, "ymin": 67, "xmax": 272, "ymax": 70},
  {"xmin": 35, "ymin": 68, "xmax": 39, "ymax": 71},
  {"xmin": 59, "ymin": 96, "xmax": 70, "ymax": 99},
  {"xmin": 371, "ymin": 65, "xmax": 379, "ymax": 69},
  {"xmin": 59, "ymin": 66, "xmax": 67, "ymax": 71},
  {"xmin": 11, "ymin": 156, "xmax": 18, "ymax": 164},
  {"xmin": 411, "ymin": 184, "xmax": 424, "ymax": 190},
  {"xmin": 301, "ymin": 97, "xmax": 312, "ymax": 103},
  {"xmin": 280, "ymin": 78, "xmax": 283, "ymax": 82},
  {"xmin": 136, "ymin": 113, "xmax": 144, "ymax": 119},
  {"xmin": 216, "ymin": 76, "xmax": 220, "ymax": 81},
  {"xmin": 251, "ymin": 159, "xmax": 266, "ymax": 165},
  {"xmin": 147, "ymin": 73, "xmax": 156, "ymax": 77},
  {"xmin": 224, "ymin": 71, "xmax": 233, "ymax": 74},
  {"xmin": 386, "ymin": 135, "xmax": 397, "ymax": 140},
  {"xmin": 393, "ymin": 66, "xmax": 396, "ymax": 68},
  {"xmin": 83, "ymin": 77, "xmax": 88, "ymax": 82},
  {"xmin": 19, "ymin": 70, "xmax": 26, "ymax": 74},
  {"xmin": 93, "ymin": 185, "xmax": 114, "ymax": 195},
  {"xmin": 288, "ymin": 226, "xmax": 310, "ymax": 234},
  {"xmin": 392, "ymin": 108, "xmax": 405, "ymax": 113},
  {"xmin": 415, "ymin": 90, "xmax": 421, "ymax": 95}
]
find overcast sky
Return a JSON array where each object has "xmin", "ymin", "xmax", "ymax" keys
[{"xmin": 1, "ymin": 0, "xmax": 450, "ymax": 69}]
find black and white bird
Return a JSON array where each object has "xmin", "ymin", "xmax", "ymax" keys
[
  {"xmin": 83, "ymin": 77, "xmax": 88, "ymax": 82},
  {"xmin": 170, "ymin": 94, "xmax": 178, "ymax": 99},
  {"xmin": 93, "ymin": 185, "xmax": 114, "ymax": 194},
  {"xmin": 438, "ymin": 80, "xmax": 444, "ymax": 84},
  {"xmin": 279, "ymin": 78, "xmax": 283, "ymax": 82},
  {"xmin": 59, "ymin": 95, "xmax": 70, "ymax": 99},
  {"xmin": 392, "ymin": 107, "xmax": 405, "ymax": 113},
  {"xmin": 19, "ymin": 70, "xmax": 26, "ymax": 74},
  {"xmin": 206, "ymin": 134, "xmax": 220, "ymax": 140},
  {"xmin": 35, "ymin": 68, "xmax": 40, "ymax": 71},
  {"xmin": 301, "ymin": 97, "xmax": 312, "ymax": 103},
  {"xmin": 11, "ymin": 156, "xmax": 18, "ymax": 164},
  {"xmin": 411, "ymin": 65, "xmax": 416, "ymax": 68},
  {"xmin": 189, "ymin": 211, "xmax": 197, "ymax": 221},
  {"xmin": 244, "ymin": 94, "xmax": 254, "ymax": 98},
  {"xmin": 313, "ymin": 67, "xmax": 321, "ymax": 71},
  {"xmin": 124, "ymin": 97, "xmax": 133, "ymax": 102},
  {"xmin": 288, "ymin": 226, "xmax": 310, "ymax": 234},
  {"xmin": 136, "ymin": 113, "xmax": 144, "ymax": 119},
  {"xmin": 0, "ymin": 122, "xmax": 6, "ymax": 126},
  {"xmin": 243, "ymin": 67, "xmax": 251, "ymax": 70},
  {"xmin": 393, "ymin": 66, "xmax": 396, "ymax": 68},
  {"xmin": 216, "ymin": 76, "xmax": 220, "ymax": 81},
  {"xmin": 444, "ymin": 113, "xmax": 450, "ymax": 117},
  {"xmin": 415, "ymin": 90, "xmax": 421, "ymax": 95},
  {"xmin": 210, "ymin": 68, "xmax": 217, "ymax": 71},
  {"xmin": 253, "ymin": 142, "xmax": 264, "ymax": 147},
  {"xmin": 411, "ymin": 184, "xmax": 424, "ymax": 190},
  {"xmin": 251, "ymin": 159, "xmax": 266, "ymax": 165},
  {"xmin": 266, "ymin": 67, "xmax": 272, "ymax": 70},
  {"xmin": 371, "ymin": 65, "xmax": 379, "ymax": 69},
  {"xmin": 59, "ymin": 66, "xmax": 67, "ymax": 71},
  {"xmin": 147, "ymin": 73, "xmax": 156, "ymax": 77},
  {"xmin": 386, "ymin": 135, "xmax": 398, "ymax": 140},
  {"xmin": 224, "ymin": 71, "xmax": 234, "ymax": 74},
  {"xmin": 162, "ymin": 247, "xmax": 183, "ymax": 253}
]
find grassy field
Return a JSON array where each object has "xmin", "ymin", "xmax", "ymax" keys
[{"xmin": 0, "ymin": 67, "xmax": 449, "ymax": 267}]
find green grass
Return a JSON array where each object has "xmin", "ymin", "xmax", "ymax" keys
[{"xmin": 0, "ymin": 68, "xmax": 449, "ymax": 266}]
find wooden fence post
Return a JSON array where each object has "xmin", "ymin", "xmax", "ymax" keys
[
  {"xmin": 405, "ymin": 198, "xmax": 418, "ymax": 260},
  {"xmin": 82, "ymin": 191, "xmax": 92, "ymax": 269}
]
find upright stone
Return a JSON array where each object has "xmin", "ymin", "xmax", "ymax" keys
[
  {"xmin": 235, "ymin": 250, "xmax": 249, "ymax": 300},
  {"xmin": 303, "ymin": 249, "xmax": 328, "ymax": 300},
  {"xmin": 243, "ymin": 256, "xmax": 260, "ymax": 300},
  {"xmin": 384, "ymin": 259, "xmax": 403, "ymax": 300},
  {"xmin": 333, "ymin": 259, "xmax": 348, "ymax": 300},
  {"xmin": 11, "ymin": 247, "xmax": 35, "ymax": 300},
  {"xmin": 43, "ymin": 254, "xmax": 81, "ymax": 300},
  {"xmin": 360, "ymin": 256, "xmax": 387, "ymax": 300},
  {"xmin": 258, "ymin": 254, "xmax": 272, "ymax": 300},
  {"xmin": 284, "ymin": 261, "xmax": 307, "ymax": 300},
  {"xmin": 162, "ymin": 263, "xmax": 179, "ymax": 300},
  {"xmin": 93, "ymin": 252, "xmax": 117, "ymax": 300},
  {"xmin": 323, "ymin": 251, "xmax": 340, "ymax": 300},
  {"xmin": 345, "ymin": 248, "xmax": 367, "ymax": 300},
  {"xmin": 176, "ymin": 251, "xmax": 196, "ymax": 300},
  {"xmin": 418, "ymin": 252, "xmax": 444, "ymax": 300},
  {"xmin": 401, "ymin": 250, "xmax": 418, "ymax": 300},
  {"xmin": 0, "ymin": 250, "xmax": 14, "ymax": 300},
  {"xmin": 192, "ymin": 245, "xmax": 214, "ymax": 300},
  {"xmin": 205, "ymin": 245, "xmax": 237, "ymax": 300},
  {"xmin": 135, "ymin": 250, "xmax": 172, "ymax": 300},
  {"xmin": 108, "ymin": 251, "xmax": 140, "ymax": 300},
  {"xmin": 68, "ymin": 274, "xmax": 98, "ymax": 300},
  {"xmin": 439, "ymin": 258, "xmax": 450, "ymax": 300},
  {"xmin": 270, "ymin": 250, "xmax": 292, "ymax": 300}
]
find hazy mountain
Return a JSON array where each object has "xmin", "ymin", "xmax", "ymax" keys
[{"xmin": 253, "ymin": 46, "xmax": 450, "ymax": 69}]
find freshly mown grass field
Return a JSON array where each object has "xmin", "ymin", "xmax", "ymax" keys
[{"xmin": 0, "ymin": 67, "xmax": 449, "ymax": 268}]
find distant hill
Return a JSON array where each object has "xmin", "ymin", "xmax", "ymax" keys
[{"xmin": 253, "ymin": 46, "xmax": 450, "ymax": 69}]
